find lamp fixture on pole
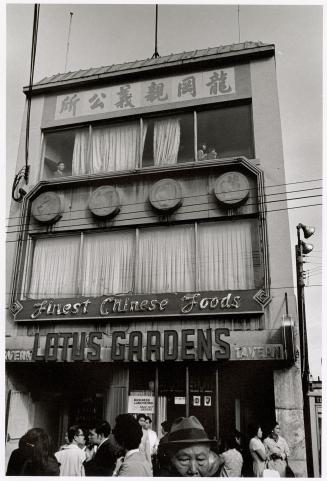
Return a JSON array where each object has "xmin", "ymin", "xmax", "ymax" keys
[{"xmin": 295, "ymin": 222, "xmax": 315, "ymax": 476}]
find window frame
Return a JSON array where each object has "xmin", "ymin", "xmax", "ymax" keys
[
  {"xmin": 23, "ymin": 217, "xmax": 261, "ymax": 300},
  {"xmin": 40, "ymin": 100, "xmax": 255, "ymax": 179}
]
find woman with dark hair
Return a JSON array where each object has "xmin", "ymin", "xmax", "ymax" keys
[
  {"xmin": 263, "ymin": 421, "xmax": 290, "ymax": 477},
  {"xmin": 219, "ymin": 434, "xmax": 243, "ymax": 477},
  {"xmin": 112, "ymin": 414, "xmax": 152, "ymax": 476},
  {"xmin": 248, "ymin": 424, "xmax": 266, "ymax": 477},
  {"xmin": 6, "ymin": 428, "xmax": 60, "ymax": 476}
]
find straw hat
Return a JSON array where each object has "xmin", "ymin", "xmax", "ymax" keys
[{"xmin": 167, "ymin": 416, "xmax": 213, "ymax": 445}]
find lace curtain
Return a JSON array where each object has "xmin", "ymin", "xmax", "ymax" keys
[
  {"xmin": 72, "ymin": 123, "xmax": 143, "ymax": 175},
  {"xmin": 72, "ymin": 129, "xmax": 90, "ymax": 175},
  {"xmin": 80, "ymin": 231, "xmax": 135, "ymax": 296},
  {"xmin": 198, "ymin": 220, "xmax": 255, "ymax": 290},
  {"xmin": 28, "ymin": 236, "xmax": 80, "ymax": 298},
  {"xmin": 27, "ymin": 221, "xmax": 254, "ymax": 298},
  {"xmin": 153, "ymin": 118, "xmax": 180, "ymax": 165},
  {"xmin": 135, "ymin": 225, "xmax": 195, "ymax": 293}
]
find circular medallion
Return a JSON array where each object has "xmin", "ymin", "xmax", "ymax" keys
[
  {"xmin": 89, "ymin": 186, "xmax": 121, "ymax": 218},
  {"xmin": 214, "ymin": 172, "xmax": 250, "ymax": 206},
  {"xmin": 149, "ymin": 178, "xmax": 183, "ymax": 212},
  {"xmin": 31, "ymin": 191, "xmax": 63, "ymax": 223}
]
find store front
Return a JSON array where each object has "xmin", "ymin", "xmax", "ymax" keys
[{"xmin": 6, "ymin": 326, "xmax": 281, "ymax": 453}]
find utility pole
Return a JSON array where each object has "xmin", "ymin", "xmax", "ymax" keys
[{"xmin": 296, "ymin": 223, "xmax": 315, "ymax": 476}]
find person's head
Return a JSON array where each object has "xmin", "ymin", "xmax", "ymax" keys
[
  {"xmin": 113, "ymin": 414, "xmax": 143, "ymax": 452},
  {"xmin": 248, "ymin": 424, "xmax": 263, "ymax": 439},
  {"xmin": 57, "ymin": 162, "xmax": 65, "ymax": 172},
  {"xmin": 20, "ymin": 428, "xmax": 53, "ymax": 468},
  {"xmin": 136, "ymin": 414, "xmax": 147, "ymax": 429},
  {"xmin": 270, "ymin": 421, "xmax": 280, "ymax": 439},
  {"xmin": 200, "ymin": 142, "xmax": 207, "ymax": 151},
  {"xmin": 67, "ymin": 425, "xmax": 85, "ymax": 446},
  {"xmin": 223, "ymin": 434, "xmax": 239, "ymax": 451},
  {"xmin": 145, "ymin": 416, "xmax": 152, "ymax": 430},
  {"xmin": 88, "ymin": 420, "xmax": 111, "ymax": 446},
  {"xmin": 234, "ymin": 429, "xmax": 242, "ymax": 445},
  {"xmin": 166, "ymin": 416, "xmax": 213, "ymax": 477},
  {"xmin": 161, "ymin": 420, "xmax": 171, "ymax": 436},
  {"xmin": 209, "ymin": 146, "xmax": 216, "ymax": 153}
]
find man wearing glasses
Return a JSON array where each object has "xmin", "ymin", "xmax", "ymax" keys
[{"xmin": 55, "ymin": 425, "xmax": 86, "ymax": 476}]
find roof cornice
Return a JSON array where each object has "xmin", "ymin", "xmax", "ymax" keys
[{"xmin": 23, "ymin": 42, "xmax": 275, "ymax": 96}]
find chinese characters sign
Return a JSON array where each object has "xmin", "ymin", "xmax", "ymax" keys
[{"xmin": 54, "ymin": 68, "xmax": 236, "ymax": 120}]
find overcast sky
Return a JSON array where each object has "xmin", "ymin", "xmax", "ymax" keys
[{"xmin": 5, "ymin": 2, "xmax": 323, "ymax": 377}]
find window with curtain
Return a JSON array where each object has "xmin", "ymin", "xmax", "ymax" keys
[
  {"xmin": 28, "ymin": 236, "xmax": 81, "ymax": 298},
  {"xmin": 42, "ymin": 103, "xmax": 254, "ymax": 179},
  {"xmin": 135, "ymin": 225, "xmax": 196, "ymax": 293},
  {"xmin": 142, "ymin": 113, "xmax": 194, "ymax": 167},
  {"xmin": 26, "ymin": 220, "xmax": 257, "ymax": 299},
  {"xmin": 197, "ymin": 220, "xmax": 255, "ymax": 290},
  {"xmin": 44, "ymin": 128, "xmax": 89, "ymax": 179},
  {"xmin": 80, "ymin": 231, "xmax": 135, "ymax": 296},
  {"xmin": 89, "ymin": 121, "xmax": 141, "ymax": 174}
]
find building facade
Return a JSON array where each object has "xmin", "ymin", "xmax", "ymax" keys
[{"xmin": 6, "ymin": 41, "xmax": 307, "ymax": 475}]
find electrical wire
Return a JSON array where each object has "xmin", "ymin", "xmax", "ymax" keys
[
  {"xmin": 5, "ymin": 187, "xmax": 323, "ymax": 234},
  {"xmin": 5, "ymin": 176, "xmax": 323, "ymax": 222}
]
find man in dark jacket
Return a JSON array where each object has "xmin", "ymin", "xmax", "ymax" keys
[{"xmin": 83, "ymin": 420, "xmax": 117, "ymax": 476}]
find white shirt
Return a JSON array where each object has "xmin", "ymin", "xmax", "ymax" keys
[
  {"xmin": 55, "ymin": 443, "xmax": 86, "ymax": 476},
  {"xmin": 147, "ymin": 429, "xmax": 159, "ymax": 455}
]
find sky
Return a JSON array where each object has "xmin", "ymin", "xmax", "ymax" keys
[{"xmin": 5, "ymin": 2, "xmax": 323, "ymax": 378}]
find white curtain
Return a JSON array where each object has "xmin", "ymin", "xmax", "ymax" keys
[
  {"xmin": 72, "ymin": 129, "xmax": 90, "ymax": 175},
  {"xmin": 80, "ymin": 231, "xmax": 134, "ymax": 296},
  {"xmin": 198, "ymin": 220, "xmax": 255, "ymax": 290},
  {"xmin": 157, "ymin": 396, "xmax": 167, "ymax": 438},
  {"xmin": 153, "ymin": 118, "xmax": 180, "ymax": 165},
  {"xmin": 136, "ymin": 225, "xmax": 195, "ymax": 293},
  {"xmin": 28, "ymin": 236, "xmax": 80, "ymax": 298},
  {"xmin": 90, "ymin": 123, "xmax": 140, "ymax": 173}
]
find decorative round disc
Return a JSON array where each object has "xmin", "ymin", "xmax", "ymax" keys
[
  {"xmin": 89, "ymin": 186, "xmax": 120, "ymax": 218},
  {"xmin": 149, "ymin": 178, "xmax": 183, "ymax": 212},
  {"xmin": 214, "ymin": 172, "xmax": 250, "ymax": 206},
  {"xmin": 31, "ymin": 191, "xmax": 63, "ymax": 223}
]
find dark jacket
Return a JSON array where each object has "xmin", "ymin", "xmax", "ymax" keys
[
  {"xmin": 84, "ymin": 438, "xmax": 117, "ymax": 476},
  {"xmin": 6, "ymin": 449, "xmax": 60, "ymax": 476}
]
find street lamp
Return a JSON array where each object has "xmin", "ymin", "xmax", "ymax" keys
[{"xmin": 296, "ymin": 222, "xmax": 315, "ymax": 476}]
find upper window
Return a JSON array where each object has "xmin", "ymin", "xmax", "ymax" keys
[{"xmin": 42, "ymin": 103, "xmax": 254, "ymax": 179}]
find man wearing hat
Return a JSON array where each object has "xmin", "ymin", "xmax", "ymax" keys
[{"xmin": 158, "ymin": 416, "xmax": 220, "ymax": 477}]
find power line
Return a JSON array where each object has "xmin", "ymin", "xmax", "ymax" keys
[
  {"xmin": 5, "ymin": 189, "xmax": 323, "ymax": 234},
  {"xmin": 5, "ymin": 201, "xmax": 323, "ymax": 244},
  {"xmin": 5, "ymin": 176, "xmax": 323, "ymax": 222}
]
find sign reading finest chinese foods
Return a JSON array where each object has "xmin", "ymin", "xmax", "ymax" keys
[
  {"xmin": 54, "ymin": 68, "xmax": 236, "ymax": 121},
  {"xmin": 5, "ymin": 329, "xmax": 285, "ymax": 363},
  {"xmin": 13, "ymin": 290, "xmax": 263, "ymax": 321}
]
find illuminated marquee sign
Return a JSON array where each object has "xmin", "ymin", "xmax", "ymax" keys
[
  {"xmin": 13, "ymin": 290, "xmax": 263, "ymax": 322},
  {"xmin": 54, "ymin": 68, "xmax": 236, "ymax": 121}
]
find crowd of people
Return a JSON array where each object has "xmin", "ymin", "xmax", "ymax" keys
[{"xmin": 6, "ymin": 414, "xmax": 292, "ymax": 477}]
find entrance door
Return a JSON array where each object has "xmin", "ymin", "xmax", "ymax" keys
[{"xmin": 158, "ymin": 363, "xmax": 217, "ymax": 440}]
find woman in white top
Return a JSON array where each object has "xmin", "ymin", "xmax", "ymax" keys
[
  {"xmin": 263, "ymin": 421, "xmax": 290, "ymax": 477},
  {"xmin": 249, "ymin": 424, "xmax": 266, "ymax": 477}
]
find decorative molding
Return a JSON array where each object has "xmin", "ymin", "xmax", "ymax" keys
[
  {"xmin": 253, "ymin": 289, "xmax": 271, "ymax": 308},
  {"xmin": 9, "ymin": 300, "xmax": 23, "ymax": 317}
]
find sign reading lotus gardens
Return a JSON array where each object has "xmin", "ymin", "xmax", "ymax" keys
[
  {"xmin": 12, "ymin": 290, "xmax": 263, "ymax": 322},
  {"xmin": 54, "ymin": 68, "xmax": 236, "ymax": 121},
  {"xmin": 5, "ymin": 329, "xmax": 285, "ymax": 362}
]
